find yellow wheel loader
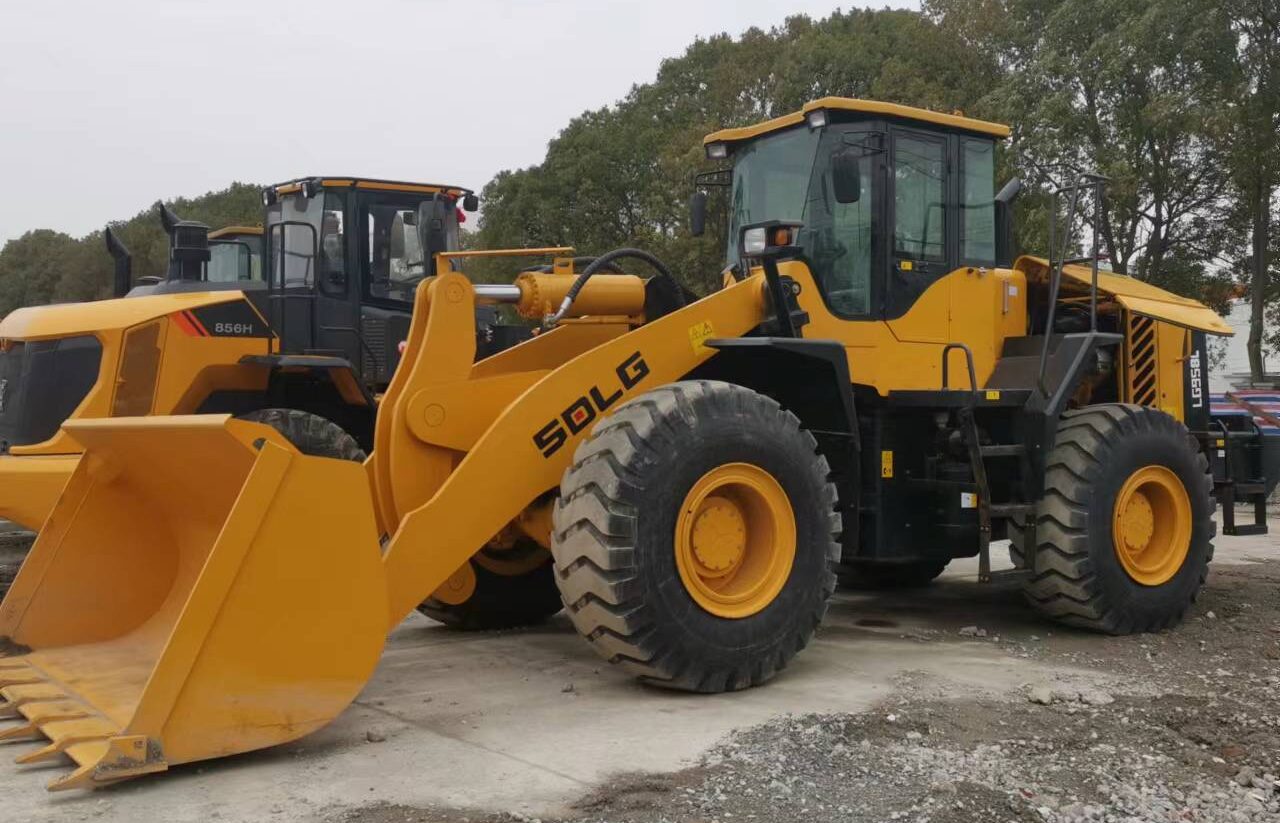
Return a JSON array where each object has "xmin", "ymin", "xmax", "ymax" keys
[
  {"xmin": 2, "ymin": 98, "xmax": 1276, "ymax": 791},
  {"xmin": 0, "ymin": 178, "xmax": 508, "ymax": 533}
]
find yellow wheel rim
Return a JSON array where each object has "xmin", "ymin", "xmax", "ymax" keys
[
  {"xmin": 1111, "ymin": 465, "xmax": 1192, "ymax": 586},
  {"xmin": 674, "ymin": 463, "xmax": 796, "ymax": 619}
]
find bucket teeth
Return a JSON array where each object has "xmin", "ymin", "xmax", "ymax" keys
[
  {"xmin": 1, "ymin": 682, "xmax": 68, "ymax": 714},
  {"xmin": 0, "ymin": 721, "xmax": 38, "ymax": 742}
]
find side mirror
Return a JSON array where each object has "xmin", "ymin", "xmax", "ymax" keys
[
  {"xmin": 463, "ymin": 193, "xmax": 479, "ymax": 213},
  {"xmin": 416, "ymin": 195, "xmax": 451, "ymax": 276},
  {"xmin": 689, "ymin": 191, "xmax": 707, "ymax": 237},
  {"xmin": 832, "ymin": 150, "xmax": 862, "ymax": 204}
]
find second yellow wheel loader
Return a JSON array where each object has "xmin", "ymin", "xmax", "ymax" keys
[
  {"xmin": 1, "ymin": 98, "xmax": 1276, "ymax": 791},
  {"xmin": 0, "ymin": 178, "xmax": 503, "ymax": 533}
]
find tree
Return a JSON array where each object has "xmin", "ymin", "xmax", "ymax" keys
[
  {"xmin": 0, "ymin": 182, "xmax": 262, "ymax": 317},
  {"xmin": 1221, "ymin": 1, "xmax": 1280, "ymax": 380},
  {"xmin": 473, "ymin": 10, "xmax": 1002, "ymax": 294},
  {"xmin": 930, "ymin": 0, "xmax": 1238, "ymax": 301}
]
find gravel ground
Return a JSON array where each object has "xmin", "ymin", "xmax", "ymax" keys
[
  {"xmin": 0, "ymin": 528, "xmax": 34, "ymax": 597},
  {"xmin": 334, "ymin": 512, "xmax": 1280, "ymax": 823}
]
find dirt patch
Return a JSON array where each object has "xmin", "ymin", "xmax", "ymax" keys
[{"xmin": 331, "ymin": 550, "xmax": 1280, "ymax": 823}]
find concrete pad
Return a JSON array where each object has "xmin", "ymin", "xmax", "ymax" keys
[{"xmin": 1, "ymin": 517, "xmax": 1275, "ymax": 822}]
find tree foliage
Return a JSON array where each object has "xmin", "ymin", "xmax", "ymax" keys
[
  {"xmin": 3, "ymin": 4, "xmax": 1277, "ymax": 379},
  {"xmin": 0, "ymin": 183, "xmax": 262, "ymax": 317},
  {"xmin": 473, "ymin": 9, "xmax": 1001, "ymax": 291}
]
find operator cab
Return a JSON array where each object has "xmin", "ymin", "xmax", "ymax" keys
[
  {"xmin": 258, "ymin": 177, "xmax": 478, "ymax": 382},
  {"xmin": 701, "ymin": 98, "xmax": 1013, "ymax": 323}
]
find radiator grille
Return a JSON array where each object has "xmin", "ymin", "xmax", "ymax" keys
[
  {"xmin": 361, "ymin": 315, "xmax": 388, "ymax": 382},
  {"xmin": 1127, "ymin": 314, "xmax": 1159, "ymax": 407}
]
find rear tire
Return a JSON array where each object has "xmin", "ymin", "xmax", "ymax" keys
[
  {"xmin": 237, "ymin": 408, "xmax": 366, "ymax": 461},
  {"xmin": 1022, "ymin": 404, "xmax": 1214, "ymax": 634},
  {"xmin": 551, "ymin": 380, "xmax": 840, "ymax": 693},
  {"xmin": 417, "ymin": 542, "xmax": 564, "ymax": 630}
]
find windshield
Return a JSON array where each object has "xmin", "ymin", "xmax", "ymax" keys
[{"xmin": 725, "ymin": 127, "xmax": 821, "ymax": 263}]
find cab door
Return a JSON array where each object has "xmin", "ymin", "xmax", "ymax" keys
[
  {"xmin": 884, "ymin": 128, "xmax": 951, "ymax": 343},
  {"xmin": 311, "ymin": 190, "xmax": 361, "ymax": 362}
]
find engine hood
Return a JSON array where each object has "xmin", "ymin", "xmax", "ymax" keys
[
  {"xmin": 0, "ymin": 291, "xmax": 249, "ymax": 341},
  {"xmin": 1017, "ymin": 256, "xmax": 1233, "ymax": 336}
]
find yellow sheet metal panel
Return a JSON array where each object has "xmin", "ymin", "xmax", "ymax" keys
[
  {"xmin": 0, "ymin": 291, "xmax": 251, "ymax": 340},
  {"xmin": 1155, "ymin": 321, "xmax": 1189, "ymax": 421},
  {"xmin": 788, "ymin": 261, "xmax": 1027, "ymax": 394},
  {"xmin": 0, "ymin": 454, "xmax": 79, "ymax": 530}
]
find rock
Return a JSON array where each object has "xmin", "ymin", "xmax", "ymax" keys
[
  {"xmin": 906, "ymin": 731, "xmax": 923, "ymax": 740},
  {"xmin": 1207, "ymin": 610, "xmax": 1217, "ymax": 619},
  {"xmin": 1029, "ymin": 686, "xmax": 1055, "ymax": 705},
  {"xmin": 1234, "ymin": 767, "xmax": 1256, "ymax": 787},
  {"xmin": 959, "ymin": 626, "xmax": 987, "ymax": 637},
  {"xmin": 561, "ymin": 682, "xmax": 575, "ymax": 694},
  {"xmin": 365, "ymin": 730, "xmax": 387, "ymax": 743},
  {"xmin": 1079, "ymin": 689, "xmax": 1114, "ymax": 706}
]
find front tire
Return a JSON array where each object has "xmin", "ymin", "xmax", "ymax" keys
[
  {"xmin": 237, "ymin": 408, "xmax": 366, "ymax": 461},
  {"xmin": 1022, "ymin": 404, "xmax": 1214, "ymax": 634},
  {"xmin": 551, "ymin": 381, "xmax": 840, "ymax": 693}
]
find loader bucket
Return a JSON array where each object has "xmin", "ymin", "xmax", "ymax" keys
[
  {"xmin": 0, "ymin": 454, "xmax": 80, "ymax": 532},
  {"xmin": 0, "ymin": 415, "xmax": 387, "ymax": 790}
]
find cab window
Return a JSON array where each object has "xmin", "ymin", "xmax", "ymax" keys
[
  {"xmin": 892, "ymin": 133, "xmax": 946, "ymax": 263},
  {"xmin": 801, "ymin": 131, "xmax": 877, "ymax": 316},
  {"xmin": 960, "ymin": 138, "xmax": 996, "ymax": 264},
  {"xmin": 266, "ymin": 194, "xmax": 321, "ymax": 288},
  {"xmin": 319, "ymin": 192, "xmax": 347, "ymax": 295}
]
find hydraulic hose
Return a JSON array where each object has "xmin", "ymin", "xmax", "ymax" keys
[{"xmin": 543, "ymin": 248, "xmax": 685, "ymax": 327}]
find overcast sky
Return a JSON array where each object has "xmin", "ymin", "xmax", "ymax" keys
[{"xmin": 0, "ymin": 1, "xmax": 918, "ymax": 245}]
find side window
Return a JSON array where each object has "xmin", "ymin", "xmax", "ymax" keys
[
  {"xmin": 960, "ymin": 139, "xmax": 996, "ymax": 264},
  {"xmin": 319, "ymin": 192, "xmax": 346, "ymax": 295},
  {"xmin": 267, "ymin": 197, "xmax": 320, "ymax": 288},
  {"xmin": 802, "ymin": 132, "xmax": 877, "ymax": 317},
  {"xmin": 365, "ymin": 203, "xmax": 429, "ymax": 301},
  {"xmin": 892, "ymin": 133, "xmax": 946, "ymax": 263}
]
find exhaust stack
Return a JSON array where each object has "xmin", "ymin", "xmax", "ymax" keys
[
  {"xmin": 103, "ymin": 227, "xmax": 132, "ymax": 298},
  {"xmin": 156, "ymin": 202, "xmax": 210, "ymax": 283}
]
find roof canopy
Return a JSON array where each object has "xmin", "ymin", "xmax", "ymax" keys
[{"xmin": 704, "ymin": 97, "xmax": 1011, "ymax": 148}]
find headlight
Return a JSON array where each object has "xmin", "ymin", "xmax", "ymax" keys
[
  {"xmin": 806, "ymin": 109, "xmax": 828, "ymax": 129},
  {"xmin": 706, "ymin": 142, "xmax": 728, "ymax": 160},
  {"xmin": 742, "ymin": 227, "xmax": 768, "ymax": 256}
]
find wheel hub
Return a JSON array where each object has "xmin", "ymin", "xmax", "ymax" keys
[
  {"xmin": 1111, "ymin": 465, "xmax": 1192, "ymax": 587},
  {"xmin": 674, "ymin": 463, "xmax": 796, "ymax": 619},
  {"xmin": 1118, "ymin": 491, "xmax": 1155, "ymax": 552},
  {"xmin": 690, "ymin": 496, "xmax": 747, "ymax": 576}
]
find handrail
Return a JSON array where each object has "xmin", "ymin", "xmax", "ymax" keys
[
  {"xmin": 941, "ymin": 342, "xmax": 979, "ymax": 401},
  {"xmin": 1037, "ymin": 173, "xmax": 1108, "ymax": 396}
]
